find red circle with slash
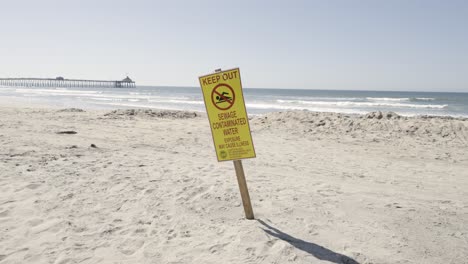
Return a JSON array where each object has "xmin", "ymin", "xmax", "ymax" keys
[{"xmin": 211, "ymin": 83, "xmax": 235, "ymax": 111}]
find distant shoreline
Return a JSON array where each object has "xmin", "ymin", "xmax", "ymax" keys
[{"xmin": 1, "ymin": 86, "xmax": 467, "ymax": 117}]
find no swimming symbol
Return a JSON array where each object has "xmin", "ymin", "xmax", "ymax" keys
[{"xmin": 211, "ymin": 83, "xmax": 235, "ymax": 111}]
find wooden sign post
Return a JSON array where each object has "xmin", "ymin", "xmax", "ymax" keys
[
  {"xmin": 233, "ymin": 160, "xmax": 254, "ymax": 219},
  {"xmin": 199, "ymin": 68, "xmax": 256, "ymax": 220}
]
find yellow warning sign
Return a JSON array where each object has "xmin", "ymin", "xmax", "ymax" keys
[{"xmin": 199, "ymin": 68, "xmax": 256, "ymax": 161}]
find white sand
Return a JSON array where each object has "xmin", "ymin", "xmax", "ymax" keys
[{"xmin": 0, "ymin": 107, "xmax": 467, "ymax": 264}]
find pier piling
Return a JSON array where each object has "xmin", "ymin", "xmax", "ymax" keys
[{"xmin": 0, "ymin": 76, "xmax": 136, "ymax": 88}]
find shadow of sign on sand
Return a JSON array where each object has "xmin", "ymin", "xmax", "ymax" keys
[{"xmin": 257, "ymin": 219, "xmax": 360, "ymax": 264}]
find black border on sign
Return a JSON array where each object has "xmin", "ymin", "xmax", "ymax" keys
[{"xmin": 198, "ymin": 68, "xmax": 256, "ymax": 162}]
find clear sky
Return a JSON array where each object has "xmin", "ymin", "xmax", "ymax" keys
[{"xmin": 1, "ymin": 0, "xmax": 467, "ymax": 92}]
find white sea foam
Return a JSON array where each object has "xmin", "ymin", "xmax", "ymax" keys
[
  {"xmin": 246, "ymin": 103, "xmax": 367, "ymax": 114},
  {"xmin": 89, "ymin": 97, "xmax": 119, "ymax": 101},
  {"xmin": 366, "ymin": 97, "xmax": 410, "ymax": 101},
  {"xmin": 166, "ymin": 99, "xmax": 204, "ymax": 105},
  {"xmin": 15, "ymin": 88, "xmax": 102, "ymax": 94},
  {"xmin": 14, "ymin": 88, "xmax": 187, "ymax": 100},
  {"xmin": 276, "ymin": 100, "xmax": 447, "ymax": 109},
  {"xmin": 276, "ymin": 97, "xmax": 361, "ymax": 101},
  {"xmin": 99, "ymin": 102, "xmax": 205, "ymax": 112},
  {"xmin": 148, "ymin": 99, "xmax": 204, "ymax": 105},
  {"xmin": 415, "ymin": 97, "xmax": 435, "ymax": 101},
  {"xmin": 101, "ymin": 94, "xmax": 189, "ymax": 101},
  {"xmin": 15, "ymin": 89, "xmax": 191, "ymax": 102}
]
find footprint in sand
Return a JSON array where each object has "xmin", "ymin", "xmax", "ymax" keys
[
  {"xmin": 317, "ymin": 188, "xmax": 342, "ymax": 197},
  {"xmin": 117, "ymin": 238, "xmax": 145, "ymax": 255},
  {"xmin": 209, "ymin": 244, "xmax": 226, "ymax": 254},
  {"xmin": 142, "ymin": 242, "xmax": 163, "ymax": 259},
  {"xmin": 31, "ymin": 219, "xmax": 63, "ymax": 234},
  {"xmin": 0, "ymin": 210, "xmax": 10, "ymax": 218},
  {"xmin": 26, "ymin": 183, "xmax": 41, "ymax": 190},
  {"xmin": 27, "ymin": 219, "xmax": 43, "ymax": 226},
  {"xmin": 167, "ymin": 229, "xmax": 177, "ymax": 240}
]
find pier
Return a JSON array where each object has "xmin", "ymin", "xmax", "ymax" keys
[{"xmin": 0, "ymin": 76, "xmax": 136, "ymax": 88}]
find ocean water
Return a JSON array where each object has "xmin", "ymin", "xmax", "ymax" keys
[{"xmin": 1, "ymin": 86, "xmax": 467, "ymax": 117}]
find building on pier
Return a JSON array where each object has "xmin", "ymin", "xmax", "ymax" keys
[
  {"xmin": 116, "ymin": 76, "xmax": 134, "ymax": 88},
  {"xmin": 0, "ymin": 76, "xmax": 136, "ymax": 88}
]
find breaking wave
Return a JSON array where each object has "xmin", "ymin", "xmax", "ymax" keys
[
  {"xmin": 366, "ymin": 97, "xmax": 410, "ymax": 101},
  {"xmin": 276, "ymin": 100, "xmax": 447, "ymax": 109}
]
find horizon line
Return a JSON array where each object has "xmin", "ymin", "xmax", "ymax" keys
[{"xmin": 137, "ymin": 85, "xmax": 468, "ymax": 94}]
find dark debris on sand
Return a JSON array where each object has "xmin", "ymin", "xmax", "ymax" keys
[
  {"xmin": 364, "ymin": 111, "xmax": 401, "ymax": 120},
  {"xmin": 57, "ymin": 108, "xmax": 85, "ymax": 113},
  {"xmin": 56, "ymin": 131, "xmax": 78, "ymax": 135},
  {"xmin": 104, "ymin": 109, "xmax": 199, "ymax": 119}
]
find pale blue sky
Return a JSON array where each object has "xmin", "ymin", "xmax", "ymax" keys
[{"xmin": 1, "ymin": 0, "xmax": 467, "ymax": 92}]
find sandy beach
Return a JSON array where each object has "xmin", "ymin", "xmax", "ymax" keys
[{"xmin": 1, "ymin": 106, "xmax": 467, "ymax": 264}]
